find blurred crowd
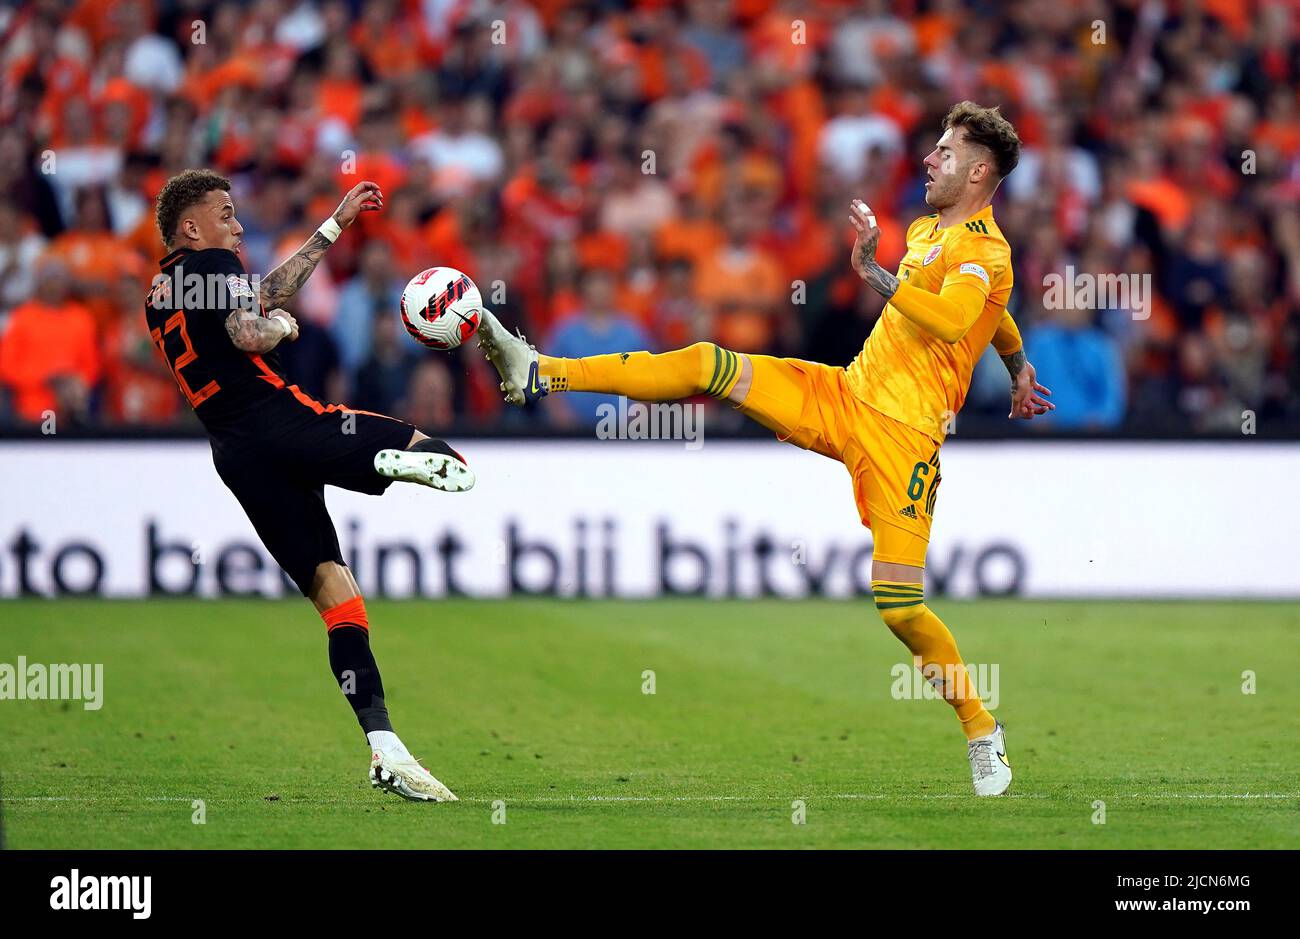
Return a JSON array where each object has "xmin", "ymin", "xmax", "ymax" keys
[{"xmin": 1, "ymin": 0, "xmax": 1298, "ymax": 436}]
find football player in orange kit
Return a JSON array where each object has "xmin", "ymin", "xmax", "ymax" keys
[{"xmin": 478, "ymin": 102, "xmax": 1053, "ymax": 796}]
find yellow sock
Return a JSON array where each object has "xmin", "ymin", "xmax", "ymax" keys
[
  {"xmin": 539, "ymin": 342, "xmax": 741, "ymax": 400},
  {"xmin": 872, "ymin": 580, "xmax": 996, "ymax": 740}
]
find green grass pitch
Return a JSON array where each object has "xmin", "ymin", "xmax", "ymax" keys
[{"xmin": 2, "ymin": 598, "xmax": 1297, "ymax": 849}]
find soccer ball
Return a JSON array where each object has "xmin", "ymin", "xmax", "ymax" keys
[{"xmin": 400, "ymin": 267, "xmax": 482, "ymax": 350}]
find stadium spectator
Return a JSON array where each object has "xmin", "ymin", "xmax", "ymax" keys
[
  {"xmin": 544, "ymin": 268, "xmax": 653, "ymax": 427},
  {"xmin": 101, "ymin": 260, "xmax": 182, "ymax": 426},
  {"xmin": 333, "ymin": 239, "xmax": 404, "ymax": 375},
  {"xmin": 693, "ymin": 203, "xmax": 789, "ymax": 353},
  {"xmin": 0, "ymin": 257, "xmax": 101, "ymax": 425},
  {"xmin": 353, "ymin": 313, "xmax": 418, "ymax": 418},
  {"xmin": 0, "ymin": 201, "xmax": 47, "ymax": 310},
  {"xmin": 403, "ymin": 356, "xmax": 457, "ymax": 432},
  {"xmin": 818, "ymin": 84, "xmax": 905, "ymax": 185},
  {"xmin": 1024, "ymin": 302, "xmax": 1127, "ymax": 431},
  {"xmin": 0, "ymin": 0, "xmax": 1294, "ymax": 437}
]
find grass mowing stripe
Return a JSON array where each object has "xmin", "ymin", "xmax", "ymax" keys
[{"xmin": 1, "ymin": 598, "xmax": 1297, "ymax": 849}]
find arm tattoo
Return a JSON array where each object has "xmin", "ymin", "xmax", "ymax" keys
[
  {"xmin": 258, "ymin": 231, "xmax": 332, "ymax": 308},
  {"xmin": 225, "ymin": 309, "xmax": 286, "ymax": 354},
  {"xmin": 854, "ymin": 228, "xmax": 900, "ymax": 300},
  {"xmin": 860, "ymin": 261, "xmax": 900, "ymax": 299},
  {"xmin": 1001, "ymin": 348, "xmax": 1027, "ymax": 382}
]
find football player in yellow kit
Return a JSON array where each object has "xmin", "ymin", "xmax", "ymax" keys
[{"xmin": 478, "ymin": 101, "xmax": 1053, "ymax": 796}]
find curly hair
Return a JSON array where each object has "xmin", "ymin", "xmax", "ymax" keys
[
  {"xmin": 155, "ymin": 169, "xmax": 231, "ymax": 247},
  {"xmin": 942, "ymin": 101, "xmax": 1022, "ymax": 180}
]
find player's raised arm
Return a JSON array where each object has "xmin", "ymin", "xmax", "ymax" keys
[
  {"xmin": 992, "ymin": 311, "xmax": 1053, "ymax": 419},
  {"xmin": 257, "ymin": 181, "xmax": 384, "ymax": 309},
  {"xmin": 849, "ymin": 199, "xmax": 985, "ymax": 344}
]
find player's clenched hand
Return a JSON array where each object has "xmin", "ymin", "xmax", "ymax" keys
[
  {"xmin": 269, "ymin": 308, "xmax": 300, "ymax": 342},
  {"xmin": 332, "ymin": 181, "xmax": 384, "ymax": 228},
  {"xmin": 1009, "ymin": 360, "xmax": 1053, "ymax": 420}
]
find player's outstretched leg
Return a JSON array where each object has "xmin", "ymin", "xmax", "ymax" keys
[
  {"xmin": 317, "ymin": 576, "xmax": 457, "ymax": 802},
  {"xmin": 871, "ymin": 577, "xmax": 1011, "ymax": 796},
  {"xmin": 374, "ymin": 435, "xmax": 475, "ymax": 492},
  {"xmin": 477, "ymin": 309, "xmax": 741, "ymax": 405}
]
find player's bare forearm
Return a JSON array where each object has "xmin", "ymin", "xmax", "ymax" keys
[
  {"xmin": 257, "ymin": 181, "xmax": 384, "ymax": 308},
  {"xmin": 225, "ymin": 309, "xmax": 292, "ymax": 353},
  {"xmin": 258, "ymin": 231, "xmax": 332, "ymax": 309},
  {"xmin": 1000, "ymin": 348, "xmax": 1027, "ymax": 380},
  {"xmin": 858, "ymin": 256, "xmax": 900, "ymax": 299}
]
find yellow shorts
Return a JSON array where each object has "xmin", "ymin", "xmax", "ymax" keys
[{"xmin": 738, "ymin": 355, "xmax": 941, "ymax": 568}]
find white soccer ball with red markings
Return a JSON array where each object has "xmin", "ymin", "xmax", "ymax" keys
[{"xmin": 400, "ymin": 267, "xmax": 482, "ymax": 350}]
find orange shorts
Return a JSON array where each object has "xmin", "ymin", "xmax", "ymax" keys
[{"xmin": 737, "ymin": 356, "xmax": 941, "ymax": 568}]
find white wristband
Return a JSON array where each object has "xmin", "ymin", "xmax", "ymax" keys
[
  {"xmin": 316, "ymin": 217, "xmax": 343, "ymax": 243},
  {"xmin": 270, "ymin": 314, "xmax": 292, "ymax": 340}
]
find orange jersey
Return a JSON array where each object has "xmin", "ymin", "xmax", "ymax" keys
[{"xmin": 846, "ymin": 204, "xmax": 1013, "ymax": 443}]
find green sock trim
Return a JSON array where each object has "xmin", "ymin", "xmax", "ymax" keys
[
  {"xmin": 706, "ymin": 348, "xmax": 738, "ymax": 399},
  {"xmin": 704, "ymin": 345, "xmax": 724, "ymax": 397},
  {"xmin": 723, "ymin": 351, "xmax": 739, "ymax": 397}
]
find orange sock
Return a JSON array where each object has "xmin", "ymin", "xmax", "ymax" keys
[
  {"xmin": 872, "ymin": 581, "xmax": 996, "ymax": 740},
  {"xmin": 321, "ymin": 596, "xmax": 368, "ymax": 633},
  {"xmin": 539, "ymin": 342, "xmax": 741, "ymax": 400}
]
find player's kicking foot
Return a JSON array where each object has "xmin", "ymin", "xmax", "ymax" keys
[
  {"xmin": 967, "ymin": 720, "xmax": 1012, "ymax": 796},
  {"xmin": 374, "ymin": 446, "xmax": 475, "ymax": 492},
  {"xmin": 477, "ymin": 308, "xmax": 547, "ymax": 405},
  {"xmin": 369, "ymin": 750, "xmax": 459, "ymax": 803}
]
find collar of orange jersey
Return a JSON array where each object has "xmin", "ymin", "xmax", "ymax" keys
[{"xmin": 158, "ymin": 247, "xmax": 194, "ymax": 269}]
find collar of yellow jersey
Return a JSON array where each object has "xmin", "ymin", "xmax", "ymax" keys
[{"xmin": 932, "ymin": 204, "xmax": 994, "ymax": 236}]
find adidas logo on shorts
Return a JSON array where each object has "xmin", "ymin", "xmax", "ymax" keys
[{"xmin": 898, "ymin": 504, "xmax": 919, "ymax": 520}]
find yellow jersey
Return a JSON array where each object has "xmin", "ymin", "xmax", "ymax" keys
[{"xmin": 845, "ymin": 204, "xmax": 1013, "ymax": 444}]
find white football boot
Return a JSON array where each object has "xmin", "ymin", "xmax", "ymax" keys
[
  {"xmin": 369, "ymin": 750, "xmax": 459, "ymax": 803},
  {"xmin": 374, "ymin": 446, "xmax": 475, "ymax": 492},
  {"xmin": 967, "ymin": 720, "xmax": 1012, "ymax": 796},
  {"xmin": 476, "ymin": 308, "xmax": 547, "ymax": 406}
]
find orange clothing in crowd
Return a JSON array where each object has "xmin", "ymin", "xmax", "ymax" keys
[
  {"xmin": 352, "ymin": 21, "xmax": 426, "ymax": 80},
  {"xmin": 317, "ymin": 77, "xmax": 363, "ymax": 129},
  {"xmin": 46, "ymin": 231, "xmax": 129, "ymax": 286},
  {"xmin": 654, "ymin": 214, "xmax": 724, "ymax": 266},
  {"xmin": 183, "ymin": 57, "xmax": 263, "ymax": 111},
  {"xmin": 339, "ymin": 153, "xmax": 409, "ymax": 203},
  {"xmin": 1127, "ymin": 177, "xmax": 1193, "ymax": 233},
  {"xmin": 694, "ymin": 244, "xmax": 787, "ymax": 351},
  {"xmin": 422, "ymin": 209, "xmax": 477, "ymax": 275},
  {"xmin": 101, "ymin": 317, "xmax": 182, "ymax": 424},
  {"xmin": 0, "ymin": 299, "xmax": 102, "ymax": 421},
  {"xmin": 637, "ymin": 44, "xmax": 709, "ymax": 100},
  {"xmin": 45, "ymin": 231, "xmax": 139, "ymax": 331},
  {"xmin": 576, "ymin": 229, "xmax": 629, "ymax": 272}
]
